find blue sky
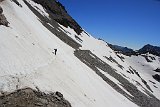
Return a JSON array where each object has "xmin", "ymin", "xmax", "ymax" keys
[{"xmin": 58, "ymin": 0, "xmax": 160, "ymax": 49}]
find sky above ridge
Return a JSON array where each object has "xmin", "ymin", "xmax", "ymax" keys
[{"xmin": 58, "ymin": 0, "xmax": 160, "ymax": 49}]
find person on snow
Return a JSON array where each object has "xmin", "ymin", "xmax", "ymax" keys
[{"xmin": 54, "ymin": 49, "xmax": 57, "ymax": 55}]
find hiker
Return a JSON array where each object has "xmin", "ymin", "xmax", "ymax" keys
[{"xmin": 54, "ymin": 49, "xmax": 57, "ymax": 55}]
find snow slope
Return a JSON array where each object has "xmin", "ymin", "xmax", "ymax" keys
[
  {"xmin": 60, "ymin": 23, "xmax": 160, "ymax": 100},
  {"xmin": 0, "ymin": 0, "xmax": 160, "ymax": 107}
]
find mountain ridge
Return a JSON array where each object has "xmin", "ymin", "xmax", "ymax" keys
[
  {"xmin": 108, "ymin": 43, "xmax": 160, "ymax": 56},
  {"xmin": 0, "ymin": 0, "xmax": 160, "ymax": 107},
  {"xmin": 31, "ymin": 0, "xmax": 82, "ymax": 35}
]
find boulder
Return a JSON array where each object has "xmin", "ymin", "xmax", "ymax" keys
[
  {"xmin": 0, "ymin": 88, "xmax": 71, "ymax": 107},
  {"xmin": 55, "ymin": 91, "xmax": 63, "ymax": 98}
]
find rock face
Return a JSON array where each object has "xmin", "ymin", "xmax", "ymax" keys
[
  {"xmin": 0, "ymin": 6, "xmax": 9, "ymax": 27},
  {"xmin": 154, "ymin": 68, "xmax": 160, "ymax": 73},
  {"xmin": 0, "ymin": 88, "xmax": 71, "ymax": 107},
  {"xmin": 12, "ymin": 0, "xmax": 22, "ymax": 7},
  {"xmin": 32, "ymin": 0, "xmax": 82, "ymax": 35},
  {"xmin": 153, "ymin": 74, "xmax": 160, "ymax": 82},
  {"xmin": 138, "ymin": 44, "xmax": 160, "ymax": 56}
]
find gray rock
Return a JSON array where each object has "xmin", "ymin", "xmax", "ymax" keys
[
  {"xmin": 0, "ymin": 6, "xmax": 9, "ymax": 27},
  {"xmin": 0, "ymin": 88, "xmax": 71, "ymax": 107},
  {"xmin": 31, "ymin": 0, "xmax": 82, "ymax": 35},
  {"xmin": 0, "ymin": 6, "xmax": 3, "ymax": 14},
  {"xmin": 0, "ymin": 14, "xmax": 9, "ymax": 26},
  {"xmin": 55, "ymin": 91, "xmax": 63, "ymax": 98}
]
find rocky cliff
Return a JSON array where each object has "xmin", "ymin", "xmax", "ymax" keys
[{"xmin": 32, "ymin": 0, "xmax": 82, "ymax": 35}]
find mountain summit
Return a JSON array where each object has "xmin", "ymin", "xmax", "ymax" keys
[
  {"xmin": 0, "ymin": 0, "xmax": 160, "ymax": 107},
  {"xmin": 138, "ymin": 44, "xmax": 160, "ymax": 56}
]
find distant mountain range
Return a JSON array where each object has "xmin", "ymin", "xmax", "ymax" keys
[{"xmin": 108, "ymin": 43, "xmax": 160, "ymax": 56}]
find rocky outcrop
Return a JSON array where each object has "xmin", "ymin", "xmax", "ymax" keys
[
  {"xmin": 0, "ymin": 88, "xmax": 71, "ymax": 107},
  {"xmin": 0, "ymin": 6, "xmax": 9, "ymax": 27},
  {"xmin": 12, "ymin": 0, "xmax": 22, "ymax": 7},
  {"xmin": 31, "ymin": 0, "xmax": 82, "ymax": 35},
  {"xmin": 153, "ymin": 74, "xmax": 160, "ymax": 82},
  {"xmin": 154, "ymin": 68, "xmax": 160, "ymax": 73}
]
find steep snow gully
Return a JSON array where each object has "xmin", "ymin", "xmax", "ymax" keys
[{"xmin": 0, "ymin": 0, "xmax": 160, "ymax": 107}]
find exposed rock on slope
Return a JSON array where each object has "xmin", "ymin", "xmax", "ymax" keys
[
  {"xmin": 74, "ymin": 50, "xmax": 160, "ymax": 107},
  {"xmin": 0, "ymin": 88, "xmax": 71, "ymax": 107},
  {"xmin": 153, "ymin": 74, "xmax": 160, "ymax": 82},
  {"xmin": 12, "ymin": 0, "xmax": 22, "ymax": 7},
  {"xmin": 32, "ymin": 0, "xmax": 82, "ymax": 35},
  {"xmin": 23, "ymin": 0, "xmax": 82, "ymax": 49},
  {"xmin": 154, "ymin": 68, "xmax": 160, "ymax": 73},
  {"xmin": 0, "ymin": 6, "xmax": 9, "ymax": 27},
  {"xmin": 0, "ymin": 0, "xmax": 4, "ymax": 2}
]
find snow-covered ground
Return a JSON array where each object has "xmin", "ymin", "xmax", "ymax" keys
[
  {"xmin": 61, "ymin": 23, "xmax": 160, "ymax": 99},
  {"xmin": 0, "ymin": 0, "xmax": 160, "ymax": 107},
  {"xmin": 124, "ymin": 54, "xmax": 160, "ymax": 99},
  {"xmin": 60, "ymin": 21, "xmax": 160, "ymax": 99}
]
